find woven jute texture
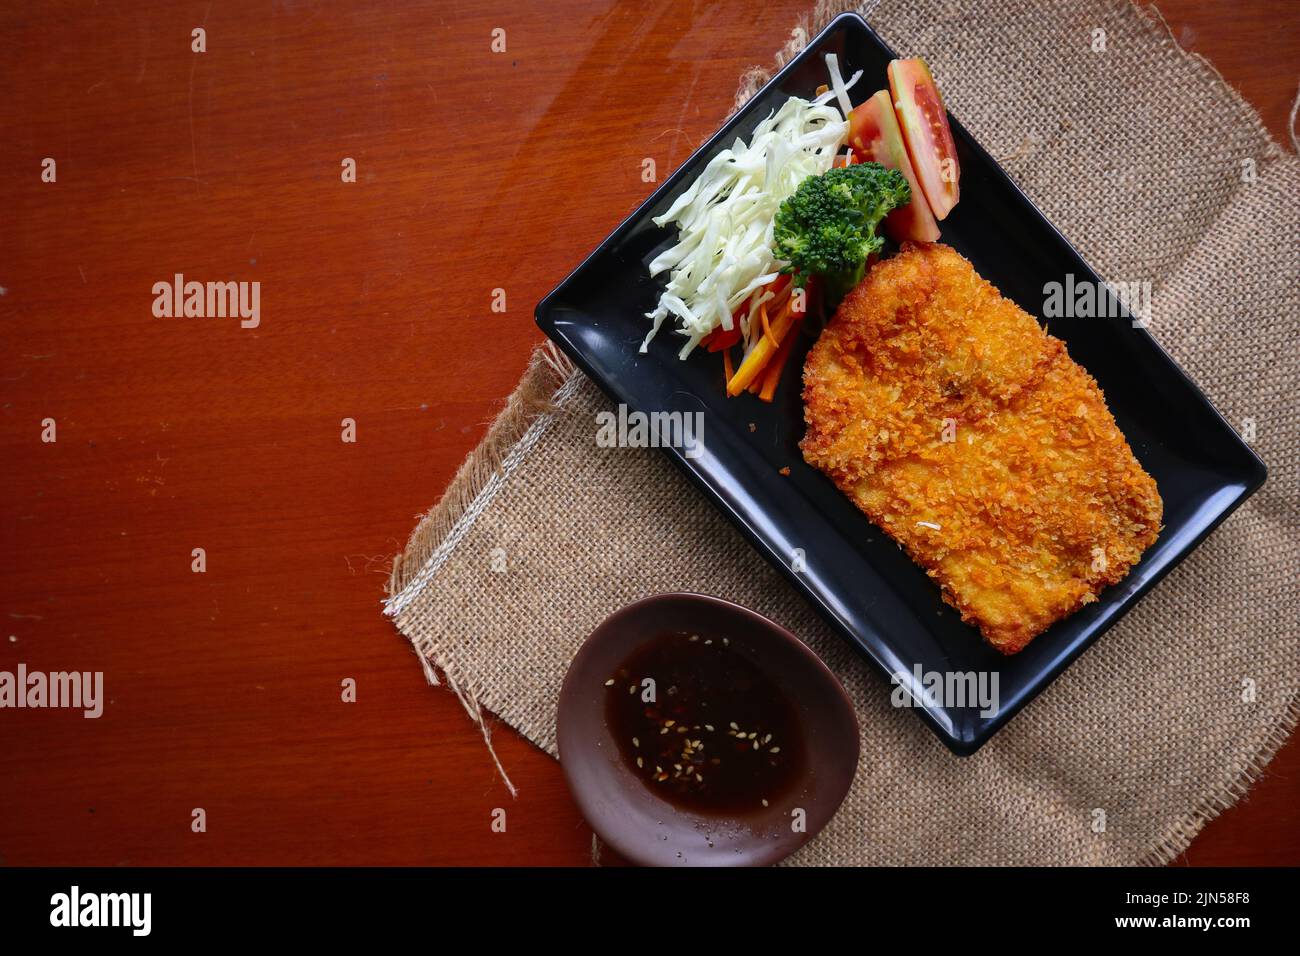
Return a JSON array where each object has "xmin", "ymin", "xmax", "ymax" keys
[{"xmin": 386, "ymin": 0, "xmax": 1299, "ymax": 865}]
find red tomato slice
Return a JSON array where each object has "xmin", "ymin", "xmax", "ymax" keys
[
  {"xmin": 887, "ymin": 58, "xmax": 960, "ymax": 220},
  {"xmin": 846, "ymin": 90, "xmax": 941, "ymax": 242}
]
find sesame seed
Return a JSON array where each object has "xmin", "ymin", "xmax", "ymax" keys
[{"xmin": 604, "ymin": 679, "xmax": 615, "ymax": 686}]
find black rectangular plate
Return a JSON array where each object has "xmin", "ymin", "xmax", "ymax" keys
[{"xmin": 534, "ymin": 12, "xmax": 1267, "ymax": 754}]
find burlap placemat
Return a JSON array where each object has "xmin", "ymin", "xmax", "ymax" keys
[{"xmin": 385, "ymin": 0, "xmax": 1299, "ymax": 865}]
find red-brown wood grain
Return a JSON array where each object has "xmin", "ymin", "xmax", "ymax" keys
[{"xmin": 1, "ymin": 0, "xmax": 1296, "ymax": 866}]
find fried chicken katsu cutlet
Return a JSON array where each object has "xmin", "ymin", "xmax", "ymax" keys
[{"xmin": 801, "ymin": 243, "xmax": 1162, "ymax": 653}]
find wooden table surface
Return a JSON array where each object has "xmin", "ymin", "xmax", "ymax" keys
[{"xmin": 1, "ymin": 0, "xmax": 1296, "ymax": 867}]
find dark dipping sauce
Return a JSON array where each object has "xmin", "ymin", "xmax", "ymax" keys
[{"xmin": 604, "ymin": 629, "xmax": 807, "ymax": 815}]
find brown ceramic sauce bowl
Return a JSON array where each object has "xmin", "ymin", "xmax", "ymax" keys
[{"xmin": 556, "ymin": 593, "xmax": 860, "ymax": 867}]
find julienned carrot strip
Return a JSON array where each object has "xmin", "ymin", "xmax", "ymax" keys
[
  {"xmin": 758, "ymin": 321, "xmax": 799, "ymax": 402},
  {"xmin": 759, "ymin": 284, "xmax": 810, "ymax": 402},
  {"xmin": 759, "ymin": 298, "xmax": 773, "ymax": 343},
  {"xmin": 722, "ymin": 347, "xmax": 735, "ymax": 389},
  {"xmin": 727, "ymin": 297, "xmax": 798, "ymax": 396}
]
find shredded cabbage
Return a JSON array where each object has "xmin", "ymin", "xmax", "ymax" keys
[{"xmin": 643, "ymin": 56, "xmax": 862, "ymax": 358}]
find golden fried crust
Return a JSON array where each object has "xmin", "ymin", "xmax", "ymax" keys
[{"xmin": 801, "ymin": 243, "xmax": 1163, "ymax": 654}]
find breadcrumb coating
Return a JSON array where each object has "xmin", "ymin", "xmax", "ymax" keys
[{"xmin": 801, "ymin": 243, "xmax": 1163, "ymax": 654}]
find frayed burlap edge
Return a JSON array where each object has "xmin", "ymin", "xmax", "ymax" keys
[
  {"xmin": 731, "ymin": 0, "xmax": 870, "ymax": 113},
  {"xmin": 386, "ymin": 342, "xmax": 577, "ymax": 602},
  {"xmin": 385, "ymin": 0, "xmax": 1299, "ymax": 856},
  {"xmin": 1131, "ymin": 3, "xmax": 1297, "ymax": 157},
  {"xmin": 1139, "ymin": 694, "xmax": 1300, "ymax": 866},
  {"xmin": 384, "ymin": 342, "xmax": 579, "ymax": 797}
]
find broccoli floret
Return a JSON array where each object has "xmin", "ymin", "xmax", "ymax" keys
[{"xmin": 772, "ymin": 162, "xmax": 910, "ymax": 305}]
